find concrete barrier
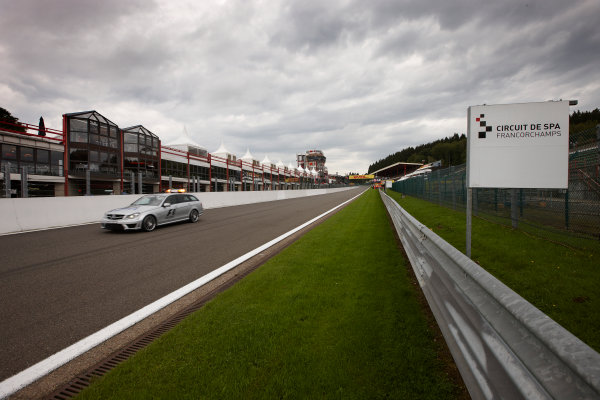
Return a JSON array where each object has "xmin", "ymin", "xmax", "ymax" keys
[{"xmin": 0, "ymin": 187, "xmax": 358, "ymax": 235}]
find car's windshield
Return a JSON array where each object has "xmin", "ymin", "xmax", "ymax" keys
[{"xmin": 131, "ymin": 195, "xmax": 163, "ymax": 206}]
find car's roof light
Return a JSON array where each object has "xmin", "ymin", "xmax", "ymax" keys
[{"xmin": 165, "ymin": 188, "xmax": 187, "ymax": 193}]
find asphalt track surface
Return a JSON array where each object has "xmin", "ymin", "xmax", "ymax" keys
[{"xmin": 0, "ymin": 188, "xmax": 362, "ymax": 382}]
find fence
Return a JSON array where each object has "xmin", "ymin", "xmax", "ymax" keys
[{"xmin": 391, "ymin": 125, "xmax": 600, "ymax": 239}]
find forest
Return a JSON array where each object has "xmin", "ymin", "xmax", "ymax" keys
[
  {"xmin": 367, "ymin": 108, "xmax": 599, "ymax": 174},
  {"xmin": 367, "ymin": 133, "xmax": 467, "ymax": 174}
]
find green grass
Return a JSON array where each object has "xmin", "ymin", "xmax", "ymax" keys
[
  {"xmin": 77, "ymin": 189, "xmax": 463, "ymax": 400},
  {"xmin": 387, "ymin": 190, "xmax": 600, "ymax": 352}
]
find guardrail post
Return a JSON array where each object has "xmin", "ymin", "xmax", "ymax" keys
[
  {"xmin": 169, "ymin": 175, "xmax": 172, "ymax": 191},
  {"xmin": 138, "ymin": 171, "xmax": 143, "ymax": 194}
]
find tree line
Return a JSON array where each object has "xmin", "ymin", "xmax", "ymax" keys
[
  {"xmin": 0, "ymin": 107, "xmax": 26, "ymax": 133},
  {"xmin": 570, "ymin": 108, "xmax": 600, "ymax": 129},
  {"xmin": 367, "ymin": 133, "xmax": 466, "ymax": 174},
  {"xmin": 367, "ymin": 108, "xmax": 599, "ymax": 174}
]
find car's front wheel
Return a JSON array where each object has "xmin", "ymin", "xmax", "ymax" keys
[
  {"xmin": 142, "ymin": 215, "xmax": 157, "ymax": 232},
  {"xmin": 189, "ymin": 209, "xmax": 199, "ymax": 223}
]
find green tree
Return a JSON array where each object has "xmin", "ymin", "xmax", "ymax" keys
[
  {"xmin": 0, "ymin": 107, "xmax": 26, "ymax": 133},
  {"xmin": 368, "ymin": 133, "xmax": 466, "ymax": 173}
]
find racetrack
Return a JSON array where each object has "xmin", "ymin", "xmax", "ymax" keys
[{"xmin": 0, "ymin": 187, "xmax": 363, "ymax": 382}]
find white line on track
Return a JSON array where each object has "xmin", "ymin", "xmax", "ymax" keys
[
  {"xmin": 0, "ymin": 222, "xmax": 99, "ymax": 236},
  {"xmin": 0, "ymin": 189, "xmax": 365, "ymax": 399}
]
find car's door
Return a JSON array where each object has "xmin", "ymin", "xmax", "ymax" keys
[
  {"xmin": 158, "ymin": 195, "xmax": 180, "ymax": 224},
  {"xmin": 177, "ymin": 194, "xmax": 194, "ymax": 220}
]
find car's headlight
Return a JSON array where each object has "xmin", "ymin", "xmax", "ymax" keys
[{"xmin": 126, "ymin": 213, "xmax": 140, "ymax": 219}]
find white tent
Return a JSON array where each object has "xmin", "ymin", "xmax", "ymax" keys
[
  {"xmin": 167, "ymin": 126, "xmax": 203, "ymax": 148},
  {"xmin": 212, "ymin": 141, "xmax": 237, "ymax": 161},
  {"xmin": 241, "ymin": 148, "xmax": 255, "ymax": 163},
  {"xmin": 261, "ymin": 155, "xmax": 272, "ymax": 166}
]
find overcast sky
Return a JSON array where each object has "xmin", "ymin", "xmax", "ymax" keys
[{"xmin": 1, "ymin": 0, "xmax": 599, "ymax": 174}]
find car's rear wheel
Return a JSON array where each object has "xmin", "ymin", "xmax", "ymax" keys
[
  {"xmin": 189, "ymin": 209, "xmax": 199, "ymax": 223},
  {"xmin": 142, "ymin": 215, "xmax": 157, "ymax": 232}
]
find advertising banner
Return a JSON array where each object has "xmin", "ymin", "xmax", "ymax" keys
[
  {"xmin": 467, "ymin": 101, "xmax": 569, "ymax": 189},
  {"xmin": 349, "ymin": 175, "xmax": 375, "ymax": 180}
]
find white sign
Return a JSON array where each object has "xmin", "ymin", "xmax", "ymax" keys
[{"xmin": 467, "ymin": 101, "xmax": 569, "ymax": 189}]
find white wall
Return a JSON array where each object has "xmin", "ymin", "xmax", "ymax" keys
[{"xmin": 0, "ymin": 187, "xmax": 357, "ymax": 235}]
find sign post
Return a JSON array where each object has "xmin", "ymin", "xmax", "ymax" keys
[{"xmin": 466, "ymin": 100, "xmax": 571, "ymax": 257}]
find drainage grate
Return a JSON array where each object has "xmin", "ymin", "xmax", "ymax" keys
[
  {"xmin": 46, "ymin": 278, "xmax": 241, "ymax": 400},
  {"xmin": 43, "ymin": 226, "xmax": 300, "ymax": 400}
]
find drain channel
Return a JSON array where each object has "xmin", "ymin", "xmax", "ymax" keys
[
  {"xmin": 37, "ymin": 207, "xmax": 335, "ymax": 400},
  {"xmin": 46, "ymin": 275, "xmax": 244, "ymax": 400}
]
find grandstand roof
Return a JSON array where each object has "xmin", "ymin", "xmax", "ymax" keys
[{"xmin": 371, "ymin": 161, "xmax": 423, "ymax": 178}]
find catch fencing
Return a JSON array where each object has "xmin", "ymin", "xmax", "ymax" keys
[
  {"xmin": 391, "ymin": 125, "xmax": 600, "ymax": 239},
  {"xmin": 380, "ymin": 191, "xmax": 600, "ymax": 399}
]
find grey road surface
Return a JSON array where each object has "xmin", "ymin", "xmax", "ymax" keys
[{"xmin": 0, "ymin": 188, "xmax": 362, "ymax": 381}]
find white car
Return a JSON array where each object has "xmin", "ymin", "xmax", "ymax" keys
[{"xmin": 101, "ymin": 193, "xmax": 203, "ymax": 232}]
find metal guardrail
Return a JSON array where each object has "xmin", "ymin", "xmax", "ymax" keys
[{"xmin": 380, "ymin": 191, "xmax": 600, "ymax": 400}]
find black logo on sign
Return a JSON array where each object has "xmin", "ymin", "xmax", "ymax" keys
[{"xmin": 476, "ymin": 114, "xmax": 492, "ymax": 138}]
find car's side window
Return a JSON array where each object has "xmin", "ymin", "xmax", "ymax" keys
[{"xmin": 165, "ymin": 195, "xmax": 178, "ymax": 204}]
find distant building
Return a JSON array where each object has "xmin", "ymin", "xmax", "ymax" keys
[
  {"xmin": 297, "ymin": 149, "xmax": 327, "ymax": 181},
  {"xmin": 0, "ymin": 111, "xmax": 347, "ymax": 197}
]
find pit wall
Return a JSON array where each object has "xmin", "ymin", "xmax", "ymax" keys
[{"xmin": 0, "ymin": 187, "xmax": 358, "ymax": 235}]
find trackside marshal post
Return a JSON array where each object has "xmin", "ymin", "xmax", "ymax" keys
[{"xmin": 465, "ymin": 100, "xmax": 571, "ymax": 257}]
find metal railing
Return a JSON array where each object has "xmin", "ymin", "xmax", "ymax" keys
[
  {"xmin": 380, "ymin": 191, "xmax": 600, "ymax": 399},
  {"xmin": 1, "ymin": 121, "xmax": 342, "ymax": 197}
]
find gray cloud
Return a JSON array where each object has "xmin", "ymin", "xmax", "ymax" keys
[{"xmin": 1, "ymin": 0, "xmax": 599, "ymax": 174}]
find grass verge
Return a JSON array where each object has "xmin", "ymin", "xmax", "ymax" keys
[
  {"xmin": 386, "ymin": 190, "xmax": 600, "ymax": 352},
  {"xmin": 76, "ymin": 189, "xmax": 464, "ymax": 399}
]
